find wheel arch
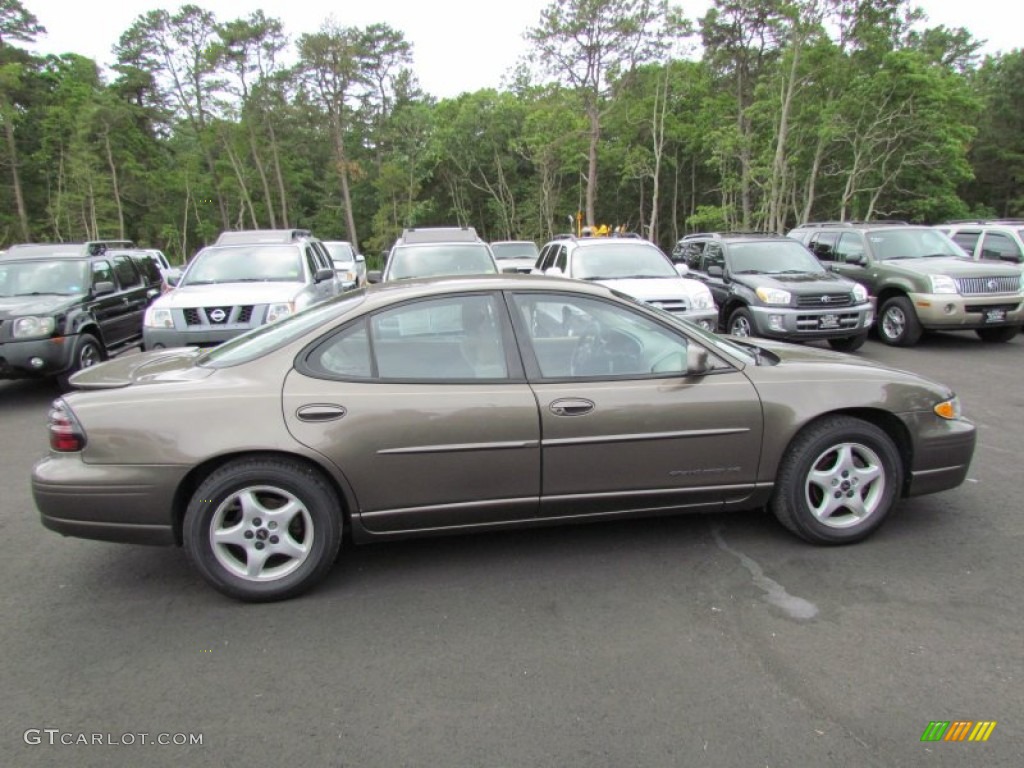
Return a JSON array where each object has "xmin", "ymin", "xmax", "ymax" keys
[
  {"xmin": 170, "ymin": 450, "xmax": 353, "ymax": 546},
  {"xmin": 777, "ymin": 408, "xmax": 914, "ymax": 495}
]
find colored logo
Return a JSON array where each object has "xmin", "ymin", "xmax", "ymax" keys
[{"xmin": 920, "ymin": 721, "xmax": 997, "ymax": 742}]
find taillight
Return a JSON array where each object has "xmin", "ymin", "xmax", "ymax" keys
[{"xmin": 48, "ymin": 398, "xmax": 87, "ymax": 452}]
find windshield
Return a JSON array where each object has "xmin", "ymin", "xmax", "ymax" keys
[
  {"xmin": 727, "ymin": 241, "xmax": 826, "ymax": 275},
  {"xmin": 491, "ymin": 242, "xmax": 539, "ymax": 261},
  {"xmin": 0, "ymin": 259, "xmax": 89, "ymax": 297},
  {"xmin": 387, "ymin": 244, "xmax": 498, "ymax": 280},
  {"xmin": 199, "ymin": 293, "xmax": 367, "ymax": 368},
  {"xmin": 572, "ymin": 243, "xmax": 677, "ymax": 279},
  {"xmin": 868, "ymin": 229, "xmax": 964, "ymax": 260},
  {"xmin": 182, "ymin": 245, "xmax": 304, "ymax": 285},
  {"xmin": 324, "ymin": 242, "xmax": 355, "ymax": 263}
]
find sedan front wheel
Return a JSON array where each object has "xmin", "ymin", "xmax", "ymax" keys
[
  {"xmin": 184, "ymin": 457, "xmax": 342, "ymax": 601},
  {"xmin": 771, "ymin": 416, "xmax": 902, "ymax": 544}
]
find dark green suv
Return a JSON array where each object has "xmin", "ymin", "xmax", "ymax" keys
[
  {"xmin": 0, "ymin": 242, "xmax": 162, "ymax": 387},
  {"xmin": 788, "ymin": 223, "xmax": 1024, "ymax": 346}
]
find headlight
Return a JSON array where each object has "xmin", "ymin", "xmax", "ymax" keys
[
  {"xmin": 930, "ymin": 275, "xmax": 958, "ymax": 294},
  {"xmin": 692, "ymin": 290, "xmax": 714, "ymax": 310},
  {"xmin": 934, "ymin": 396, "xmax": 962, "ymax": 420},
  {"xmin": 144, "ymin": 307, "xmax": 174, "ymax": 328},
  {"xmin": 755, "ymin": 286, "xmax": 791, "ymax": 305},
  {"xmin": 266, "ymin": 302, "xmax": 294, "ymax": 323},
  {"xmin": 852, "ymin": 283, "xmax": 868, "ymax": 303},
  {"xmin": 12, "ymin": 316, "xmax": 56, "ymax": 338}
]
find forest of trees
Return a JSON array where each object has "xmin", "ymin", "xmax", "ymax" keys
[{"xmin": 1, "ymin": 0, "xmax": 1021, "ymax": 265}]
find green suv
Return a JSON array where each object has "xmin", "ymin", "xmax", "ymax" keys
[{"xmin": 788, "ymin": 222, "xmax": 1024, "ymax": 346}]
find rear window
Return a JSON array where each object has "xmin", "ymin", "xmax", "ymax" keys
[{"xmin": 387, "ymin": 244, "xmax": 497, "ymax": 280}]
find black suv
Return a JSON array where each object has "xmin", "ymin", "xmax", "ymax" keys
[
  {"xmin": 0, "ymin": 241, "xmax": 161, "ymax": 386},
  {"xmin": 673, "ymin": 233, "xmax": 874, "ymax": 351}
]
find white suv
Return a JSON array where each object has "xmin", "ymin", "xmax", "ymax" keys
[
  {"xmin": 143, "ymin": 230, "xmax": 342, "ymax": 349},
  {"xmin": 938, "ymin": 220, "xmax": 1024, "ymax": 264},
  {"xmin": 533, "ymin": 235, "xmax": 717, "ymax": 330}
]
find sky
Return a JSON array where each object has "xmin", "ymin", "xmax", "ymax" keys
[{"xmin": 20, "ymin": 0, "xmax": 1024, "ymax": 99}]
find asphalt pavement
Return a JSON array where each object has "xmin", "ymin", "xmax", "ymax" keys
[{"xmin": 1, "ymin": 332, "xmax": 1021, "ymax": 767}]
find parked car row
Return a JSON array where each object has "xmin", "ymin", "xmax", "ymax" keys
[{"xmin": 1, "ymin": 231, "xmax": 368, "ymax": 387}]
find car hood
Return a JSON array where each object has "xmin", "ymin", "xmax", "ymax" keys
[
  {"xmin": 155, "ymin": 282, "xmax": 308, "ymax": 307},
  {"xmin": 732, "ymin": 272, "xmax": 852, "ymax": 292},
  {"xmin": 882, "ymin": 257, "xmax": 1022, "ymax": 277},
  {"xmin": 69, "ymin": 348, "xmax": 213, "ymax": 390},
  {"xmin": 0, "ymin": 294, "xmax": 82, "ymax": 318},
  {"xmin": 595, "ymin": 276, "xmax": 709, "ymax": 299}
]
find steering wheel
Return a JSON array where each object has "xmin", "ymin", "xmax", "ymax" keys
[{"xmin": 570, "ymin": 329, "xmax": 643, "ymax": 376}]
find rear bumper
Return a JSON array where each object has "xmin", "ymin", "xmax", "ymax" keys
[{"xmin": 33, "ymin": 454, "xmax": 186, "ymax": 546}]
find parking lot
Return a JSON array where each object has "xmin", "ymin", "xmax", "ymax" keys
[{"xmin": 1, "ymin": 332, "xmax": 1021, "ymax": 767}]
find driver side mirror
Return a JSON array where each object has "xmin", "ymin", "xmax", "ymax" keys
[
  {"xmin": 686, "ymin": 345, "xmax": 711, "ymax": 376},
  {"xmin": 845, "ymin": 254, "xmax": 866, "ymax": 266},
  {"xmin": 674, "ymin": 263, "xmax": 689, "ymax": 276},
  {"xmin": 93, "ymin": 281, "xmax": 116, "ymax": 296},
  {"xmin": 707, "ymin": 265, "xmax": 724, "ymax": 278}
]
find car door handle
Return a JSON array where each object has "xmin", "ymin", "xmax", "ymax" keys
[
  {"xmin": 296, "ymin": 404, "xmax": 347, "ymax": 422},
  {"xmin": 549, "ymin": 398, "xmax": 594, "ymax": 417}
]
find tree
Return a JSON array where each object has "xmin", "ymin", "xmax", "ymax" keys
[
  {"xmin": 527, "ymin": 0, "xmax": 672, "ymax": 227},
  {"xmin": 0, "ymin": 0, "xmax": 45, "ymax": 240}
]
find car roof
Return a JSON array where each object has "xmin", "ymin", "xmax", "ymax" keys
[
  {"xmin": 361, "ymin": 272, "xmax": 619, "ymax": 306},
  {"xmin": 215, "ymin": 229, "xmax": 314, "ymax": 245},
  {"xmin": 5, "ymin": 241, "xmax": 137, "ymax": 258},
  {"xmin": 398, "ymin": 227, "xmax": 480, "ymax": 245}
]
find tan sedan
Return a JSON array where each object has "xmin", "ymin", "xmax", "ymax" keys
[{"xmin": 33, "ymin": 275, "xmax": 976, "ymax": 601}]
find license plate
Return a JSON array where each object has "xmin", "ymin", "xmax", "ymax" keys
[
  {"xmin": 985, "ymin": 309, "xmax": 1007, "ymax": 323},
  {"xmin": 819, "ymin": 314, "xmax": 839, "ymax": 329}
]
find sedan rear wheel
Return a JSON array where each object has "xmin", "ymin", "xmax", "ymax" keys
[
  {"xmin": 771, "ymin": 416, "xmax": 902, "ymax": 544},
  {"xmin": 184, "ymin": 458, "xmax": 342, "ymax": 601}
]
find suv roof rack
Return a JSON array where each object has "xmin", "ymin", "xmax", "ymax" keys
[
  {"xmin": 796, "ymin": 220, "xmax": 909, "ymax": 228},
  {"xmin": 215, "ymin": 229, "xmax": 313, "ymax": 245},
  {"xmin": 683, "ymin": 231, "xmax": 780, "ymax": 239}
]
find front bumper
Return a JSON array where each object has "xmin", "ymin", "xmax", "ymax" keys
[
  {"xmin": 144, "ymin": 326, "xmax": 249, "ymax": 349},
  {"xmin": 0, "ymin": 335, "xmax": 77, "ymax": 379},
  {"xmin": 667, "ymin": 309, "xmax": 718, "ymax": 331},
  {"xmin": 33, "ymin": 454, "xmax": 187, "ymax": 546},
  {"xmin": 907, "ymin": 292, "xmax": 1024, "ymax": 329},
  {"xmin": 748, "ymin": 302, "xmax": 875, "ymax": 340},
  {"xmin": 900, "ymin": 412, "xmax": 976, "ymax": 497}
]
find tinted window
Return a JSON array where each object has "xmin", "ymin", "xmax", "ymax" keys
[
  {"xmin": 702, "ymin": 244, "xmax": 725, "ymax": 272},
  {"xmin": 132, "ymin": 254, "xmax": 163, "ymax": 285},
  {"xmin": 92, "ymin": 260, "xmax": 114, "ymax": 286},
  {"xmin": 951, "ymin": 231, "xmax": 981, "ymax": 255},
  {"xmin": 683, "ymin": 241, "xmax": 705, "ymax": 270},
  {"xmin": 809, "ymin": 232, "xmax": 839, "ymax": 260},
  {"xmin": 834, "ymin": 233, "xmax": 866, "ymax": 263},
  {"xmin": 979, "ymin": 232, "xmax": 1022, "ymax": 262},
  {"xmin": 553, "ymin": 246, "xmax": 568, "ymax": 272},
  {"xmin": 112, "ymin": 255, "xmax": 141, "ymax": 288}
]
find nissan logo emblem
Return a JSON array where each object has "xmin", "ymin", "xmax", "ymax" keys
[
  {"xmin": 821, "ymin": 295, "xmax": 832, "ymax": 304},
  {"xmin": 987, "ymin": 279, "xmax": 998, "ymax": 291},
  {"xmin": 209, "ymin": 308, "xmax": 227, "ymax": 322}
]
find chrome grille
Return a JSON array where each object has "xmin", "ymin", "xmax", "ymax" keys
[
  {"xmin": 796, "ymin": 293, "xmax": 853, "ymax": 308},
  {"xmin": 955, "ymin": 276, "xmax": 1020, "ymax": 295},
  {"xmin": 182, "ymin": 306, "xmax": 256, "ymax": 326},
  {"xmin": 646, "ymin": 299, "xmax": 690, "ymax": 313},
  {"xmin": 795, "ymin": 312, "xmax": 861, "ymax": 331}
]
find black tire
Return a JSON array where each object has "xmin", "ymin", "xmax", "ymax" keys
[
  {"xmin": 877, "ymin": 296, "xmax": 922, "ymax": 346},
  {"xmin": 827, "ymin": 333, "xmax": 868, "ymax": 352},
  {"xmin": 770, "ymin": 416, "xmax": 903, "ymax": 545},
  {"xmin": 57, "ymin": 333, "xmax": 105, "ymax": 391},
  {"xmin": 975, "ymin": 326, "xmax": 1020, "ymax": 343},
  {"xmin": 183, "ymin": 457, "xmax": 343, "ymax": 602},
  {"xmin": 728, "ymin": 307, "xmax": 756, "ymax": 338}
]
